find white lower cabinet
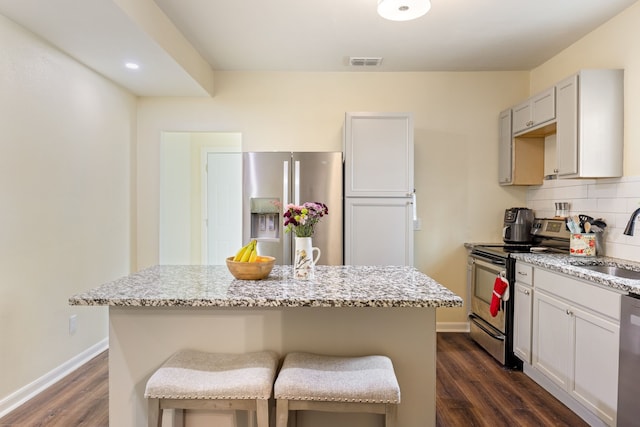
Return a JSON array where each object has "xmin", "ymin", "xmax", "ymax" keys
[
  {"xmin": 572, "ymin": 305, "xmax": 619, "ymax": 425},
  {"xmin": 513, "ymin": 282, "xmax": 533, "ymax": 364},
  {"xmin": 533, "ymin": 291, "xmax": 574, "ymax": 389},
  {"xmin": 530, "ymin": 267, "xmax": 620, "ymax": 426},
  {"xmin": 513, "ymin": 262, "xmax": 533, "ymax": 364}
]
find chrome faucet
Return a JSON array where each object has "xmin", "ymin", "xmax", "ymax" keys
[{"xmin": 623, "ymin": 207, "xmax": 640, "ymax": 236}]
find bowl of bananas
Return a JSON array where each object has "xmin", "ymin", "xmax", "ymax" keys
[{"xmin": 226, "ymin": 240, "xmax": 275, "ymax": 280}]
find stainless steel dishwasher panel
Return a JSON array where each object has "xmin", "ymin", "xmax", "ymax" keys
[{"xmin": 617, "ymin": 294, "xmax": 640, "ymax": 426}]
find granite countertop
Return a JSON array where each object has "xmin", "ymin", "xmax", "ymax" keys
[
  {"xmin": 69, "ymin": 265, "xmax": 463, "ymax": 308},
  {"xmin": 511, "ymin": 253, "xmax": 640, "ymax": 294}
]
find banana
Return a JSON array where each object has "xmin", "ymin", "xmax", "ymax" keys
[
  {"xmin": 233, "ymin": 240, "xmax": 259, "ymax": 262},
  {"xmin": 233, "ymin": 240, "xmax": 253, "ymax": 261},
  {"xmin": 240, "ymin": 241, "xmax": 254, "ymax": 262},
  {"xmin": 233, "ymin": 244, "xmax": 248, "ymax": 261},
  {"xmin": 233, "ymin": 247, "xmax": 246, "ymax": 261},
  {"xmin": 249, "ymin": 247, "xmax": 258, "ymax": 262}
]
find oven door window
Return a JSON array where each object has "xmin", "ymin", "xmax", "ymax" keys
[
  {"xmin": 471, "ymin": 258, "xmax": 506, "ymax": 332},
  {"xmin": 475, "ymin": 264, "xmax": 501, "ymax": 304}
]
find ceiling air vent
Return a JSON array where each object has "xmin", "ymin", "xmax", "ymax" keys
[{"xmin": 349, "ymin": 57, "xmax": 383, "ymax": 67}]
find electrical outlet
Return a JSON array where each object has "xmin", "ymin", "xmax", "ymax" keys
[{"xmin": 69, "ymin": 314, "xmax": 77, "ymax": 335}]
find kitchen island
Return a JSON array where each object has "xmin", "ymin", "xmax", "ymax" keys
[{"xmin": 70, "ymin": 265, "xmax": 462, "ymax": 427}]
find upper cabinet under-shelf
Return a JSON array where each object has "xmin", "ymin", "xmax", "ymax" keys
[{"xmin": 499, "ymin": 69, "xmax": 624, "ymax": 186}]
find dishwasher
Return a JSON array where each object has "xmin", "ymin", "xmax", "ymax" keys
[{"xmin": 617, "ymin": 293, "xmax": 640, "ymax": 426}]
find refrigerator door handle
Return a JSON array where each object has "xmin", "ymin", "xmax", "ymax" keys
[
  {"xmin": 283, "ymin": 160, "xmax": 289, "ymax": 207},
  {"xmin": 412, "ymin": 190, "xmax": 417, "ymax": 221},
  {"xmin": 294, "ymin": 160, "xmax": 301, "ymax": 205}
]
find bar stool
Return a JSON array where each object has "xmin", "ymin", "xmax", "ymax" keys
[
  {"xmin": 144, "ymin": 349, "xmax": 279, "ymax": 427},
  {"xmin": 273, "ymin": 352, "xmax": 401, "ymax": 427}
]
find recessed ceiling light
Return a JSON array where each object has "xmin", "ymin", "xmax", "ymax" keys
[{"xmin": 125, "ymin": 62, "xmax": 140, "ymax": 70}]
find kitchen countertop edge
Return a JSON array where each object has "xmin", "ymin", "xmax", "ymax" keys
[
  {"xmin": 69, "ymin": 265, "xmax": 463, "ymax": 309},
  {"xmin": 511, "ymin": 253, "xmax": 640, "ymax": 294}
]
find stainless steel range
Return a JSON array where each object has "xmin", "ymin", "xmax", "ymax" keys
[{"xmin": 468, "ymin": 218, "xmax": 571, "ymax": 368}]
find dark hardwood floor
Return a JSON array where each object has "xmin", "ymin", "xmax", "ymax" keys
[
  {"xmin": 0, "ymin": 351, "xmax": 108, "ymax": 427},
  {"xmin": 0, "ymin": 333, "xmax": 588, "ymax": 426},
  {"xmin": 436, "ymin": 333, "xmax": 588, "ymax": 426}
]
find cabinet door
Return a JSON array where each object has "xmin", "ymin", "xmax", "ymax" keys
[
  {"xmin": 571, "ymin": 306, "xmax": 619, "ymax": 426},
  {"xmin": 556, "ymin": 69, "xmax": 623, "ymax": 179},
  {"xmin": 498, "ymin": 109, "xmax": 512, "ymax": 184},
  {"xmin": 555, "ymin": 74, "xmax": 579, "ymax": 176},
  {"xmin": 533, "ymin": 291, "xmax": 572, "ymax": 390},
  {"xmin": 344, "ymin": 113, "xmax": 414, "ymax": 197},
  {"xmin": 344, "ymin": 198, "xmax": 413, "ymax": 266},
  {"xmin": 513, "ymin": 282, "xmax": 533, "ymax": 364},
  {"xmin": 512, "ymin": 88, "xmax": 555, "ymax": 135},
  {"xmin": 512, "ymin": 101, "xmax": 531, "ymax": 134},
  {"xmin": 531, "ymin": 88, "xmax": 555, "ymax": 126}
]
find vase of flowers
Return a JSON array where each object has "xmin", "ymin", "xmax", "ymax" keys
[{"xmin": 284, "ymin": 202, "xmax": 328, "ymax": 279}]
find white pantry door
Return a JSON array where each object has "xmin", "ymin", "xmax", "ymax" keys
[
  {"xmin": 344, "ymin": 197, "xmax": 414, "ymax": 266},
  {"xmin": 205, "ymin": 152, "xmax": 242, "ymax": 265}
]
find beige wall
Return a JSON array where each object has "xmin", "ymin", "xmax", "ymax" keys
[
  {"xmin": 137, "ymin": 71, "xmax": 531, "ymax": 325},
  {"xmin": 530, "ymin": 1, "xmax": 640, "ymax": 176},
  {"xmin": 0, "ymin": 14, "xmax": 135, "ymax": 407}
]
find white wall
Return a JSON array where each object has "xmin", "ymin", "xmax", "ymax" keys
[
  {"xmin": 0, "ymin": 14, "xmax": 135, "ymax": 413},
  {"xmin": 136, "ymin": 71, "xmax": 531, "ymax": 325}
]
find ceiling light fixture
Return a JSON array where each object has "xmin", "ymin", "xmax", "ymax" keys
[
  {"xmin": 377, "ymin": 0, "xmax": 431, "ymax": 21},
  {"xmin": 125, "ymin": 62, "xmax": 140, "ymax": 70}
]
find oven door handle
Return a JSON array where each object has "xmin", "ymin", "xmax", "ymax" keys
[
  {"xmin": 472, "ymin": 258, "xmax": 507, "ymax": 273},
  {"xmin": 469, "ymin": 313, "xmax": 505, "ymax": 341}
]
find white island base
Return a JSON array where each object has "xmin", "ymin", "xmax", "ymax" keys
[{"xmin": 109, "ymin": 306, "xmax": 436, "ymax": 427}]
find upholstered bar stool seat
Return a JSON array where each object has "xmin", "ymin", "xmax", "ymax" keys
[
  {"xmin": 274, "ymin": 352, "xmax": 401, "ymax": 427},
  {"xmin": 144, "ymin": 350, "xmax": 279, "ymax": 427}
]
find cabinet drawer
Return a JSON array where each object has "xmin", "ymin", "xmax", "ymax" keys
[
  {"xmin": 515, "ymin": 262, "xmax": 533, "ymax": 285},
  {"xmin": 534, "ymin": 267, "xmax": 621, "ymax": 321}
]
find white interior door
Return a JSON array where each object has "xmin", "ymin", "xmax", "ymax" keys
[{"xmin": 206, "ymin": 152, "xmax": 242, "ymax": 264}]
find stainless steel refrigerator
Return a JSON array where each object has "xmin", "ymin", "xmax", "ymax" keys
[{"xmin": 243, "ymin": 152, "xmax": 343, "ymax": 265}]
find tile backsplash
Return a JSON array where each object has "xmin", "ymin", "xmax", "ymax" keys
[{"xmin": 526, "ymin": 176, "xmax": 640, "ymax": 262}]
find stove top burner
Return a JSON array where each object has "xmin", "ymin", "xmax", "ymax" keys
[{"xmin": 472, "ymin": 242, "xmax": 568, "ymax": 259}]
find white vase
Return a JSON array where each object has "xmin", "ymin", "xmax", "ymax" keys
[{"xmin": 294, "ymin": 237, "xmax": 321, "ymax": 280}]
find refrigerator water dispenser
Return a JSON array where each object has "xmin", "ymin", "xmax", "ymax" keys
[{"xmin": 250, "ymin": 198, "xmax": 280, "ymax": 240}]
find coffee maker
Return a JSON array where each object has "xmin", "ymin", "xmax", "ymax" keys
[{"xmin": 503, "ymin": 207, "xmax": 534, "ymax": 243}]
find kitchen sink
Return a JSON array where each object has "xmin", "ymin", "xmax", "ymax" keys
[{"xmin": 577, "ymin": 265, "xmax": 640, "ymax": 280}]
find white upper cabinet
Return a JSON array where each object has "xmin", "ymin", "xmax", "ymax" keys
[
  {"xmin": 555, "ymin": 69, "xmax": 624, "ymax": 178},
  {"xmin": 500, "ymin": 68, "xmax": 624, "ymax": 185},
  {"xmin": 344, "ymin": 112, "xmax": 414, "ymax": 197},
  {"xmin": 498, "ymin": 109, "xmax": 513, "ymax": 184},
  {"xmin": 512, "ymin": 88, "xmax": 556, "ymax": 135}
]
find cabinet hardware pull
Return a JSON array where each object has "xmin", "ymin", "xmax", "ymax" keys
[
  {"xmin": 524, "ymin": 290, "xmax": 530, "ymax": 295},
  {"xmin": 518, "ymin": 271, "xmax": 527, "ymax": 276},
  {"xmin": 566, "ymin": 309, "xmax": 573, "ymax": 316}
]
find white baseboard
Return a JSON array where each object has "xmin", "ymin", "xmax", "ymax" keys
[
  {"xmin": 0, "ymin": 338, "xmax": 109, "ymax": 418},
  {"xmin": 436, "ymin": 321, "xmax": 470, "ymax": 333}
]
